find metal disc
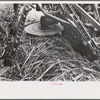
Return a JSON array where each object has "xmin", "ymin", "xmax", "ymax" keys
[{"xmin": 25, "ymin": 22, "xmax": 64, "ymax": 36}]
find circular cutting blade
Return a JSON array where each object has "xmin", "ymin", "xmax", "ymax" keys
[{"xmin": 25, "ymin": 22, "xmax": 64, "ymax": 36}]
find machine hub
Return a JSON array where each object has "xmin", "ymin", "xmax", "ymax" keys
[{"xmin": 25, "ymin": 22, "xmax": 64, "ymax": 36}]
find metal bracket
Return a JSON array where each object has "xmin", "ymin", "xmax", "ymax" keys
[{"xmin": 72, "ymin": 4, "xmax": 100, "ymax": 31}]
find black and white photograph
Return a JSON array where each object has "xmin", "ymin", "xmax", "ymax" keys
[{"xmin": 0, "ymin": 2, "xmax": 100, "ymax": 82}]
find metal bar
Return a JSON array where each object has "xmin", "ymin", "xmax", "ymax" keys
[
  {"xmin": 94, "ymin": 4, "xmax": 100, "ymax": 23},
  {"xmin": 38, "ymin": 4, "xmax": 76, "ymax": 27},
  {"xmin": 72, "ymin": 4, "xmax": 100, "ymax": 31}
]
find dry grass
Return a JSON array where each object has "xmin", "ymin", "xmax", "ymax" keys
[{"xmin": 1, "ymin": 32, "xmax": 100, "ymax": 81}]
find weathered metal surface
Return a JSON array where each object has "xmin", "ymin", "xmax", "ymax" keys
[{"xmin": 25, "ymin": 22, "xmax": 64, "ymax": 36}]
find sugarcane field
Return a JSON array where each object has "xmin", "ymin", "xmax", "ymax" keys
[{"xmin": 1, "ymin": 3, "xmax": 100, "ymax": 81}]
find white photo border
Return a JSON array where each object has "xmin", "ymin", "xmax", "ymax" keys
[{"xmin": 0, "ymin": 1, "xmax": 100, "ymax": 99}]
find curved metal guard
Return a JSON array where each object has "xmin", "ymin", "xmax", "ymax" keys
[{"xmin": 25, "ymin": 22, "xmax": 64, "ymax": 36}]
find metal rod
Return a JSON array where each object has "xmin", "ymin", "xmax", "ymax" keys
[
  {"xmin": 38, "ymin": 4, "xmax": 75, "ymax": 27},
  {"xmin": 72, "ymin": 4, "xmax": 100, "ymax": 31}
]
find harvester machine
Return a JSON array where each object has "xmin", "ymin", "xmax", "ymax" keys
[{"xmin": 25, "ymin": 3, "xmax": 100, "ymax": 62}]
